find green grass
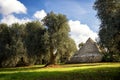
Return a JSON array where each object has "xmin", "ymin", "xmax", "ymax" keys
[{"xmin": 0, "ymin": 63, "xmax": 120, "ymax": 80}]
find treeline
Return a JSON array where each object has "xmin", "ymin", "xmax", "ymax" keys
[{"xmin": 0, "ymin": 12, "xmax": 77, "ymax": 67}]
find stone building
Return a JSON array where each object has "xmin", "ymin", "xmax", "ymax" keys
[{"xmin": 68, "ymin": 38, "xmax": 103, "ymax": 63}]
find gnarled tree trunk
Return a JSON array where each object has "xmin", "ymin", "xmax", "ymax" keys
[{"xmin": 45, "ymin": 48, "xmax": 58, "ymax": 67}]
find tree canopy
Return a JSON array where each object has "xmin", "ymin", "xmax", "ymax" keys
[
  {"xmin": 0, "ymin": 12, "xmax": 77, "ymax": 67},
  {"xmin": 94, "ymin": 0, "xmax": 120, "ymax": 61}
]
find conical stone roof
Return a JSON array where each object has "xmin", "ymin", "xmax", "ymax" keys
[{"xmin": 68, "ymin": 38, "xmax": 103, "ymax": 63}]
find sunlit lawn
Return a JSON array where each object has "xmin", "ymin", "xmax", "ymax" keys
[{"xmin": 0, "ymin": 63, "xmax": 120, "ymax": 80}]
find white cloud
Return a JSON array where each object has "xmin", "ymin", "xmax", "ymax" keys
[
  {"xmin": 69, "ymin": 20, "xmax": 98, "ymax": 47},
  {"xmin": 0, "ymin": 0, "xmax": 27, "ymax": 15},
  {"xmin": 1, "ymin": 15, "xmax": 31, "ymax": 25},
  {"xmin": 0, "ymin": 9, "xmax": 47, "ymax": 25},
  {"xmin": 33, "ymin": 10, "xmax": 47, "ymax": 20}
]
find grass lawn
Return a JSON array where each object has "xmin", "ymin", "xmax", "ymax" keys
[{"xmin": 0, "ymin": 63, "xmax": 120, "ymax": 80}]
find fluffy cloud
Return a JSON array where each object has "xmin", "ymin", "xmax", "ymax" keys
[
  {"xmin": 0, "ymin": 0, "xmax": 27, "ymax": 15},
  {"xmin": 33, "ymin": 10, "xmax": 47, "ymax": 20},
  {"xmin": 69, "ymin": 20, "xmax": 98, "ymax": 47},
  {"xmin": 0, "ymin": 9, "xmax": 47, "ymax": 25},
  {"xmin": 1, "ymin": 15, "xmax": 31, "ymax": 25}
]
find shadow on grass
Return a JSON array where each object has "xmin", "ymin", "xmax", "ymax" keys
[
  {"xmin": 0, "ymin": 63, "xmax": 104, "ymax": 72},
  {"xmin": 0, "ymin": 67, "xmax": 120, "ymax": 80},
  {"xmin": 63, "ymin": 63, "xmax": 103, "ymax": 67},
  {"xmin": 0, "ymin": 65, "xmax": 45, "ymax": 72}
]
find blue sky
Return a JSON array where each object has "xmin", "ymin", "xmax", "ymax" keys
[
  {"xmin": 0, "ymin": 0, "xmax": 99, "ymax": 46},
  {"xmin": 18, "ymin": 0, "xmax": 100, "ymax": 32}
]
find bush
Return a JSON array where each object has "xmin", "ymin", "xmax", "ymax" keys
[{"xmin": 102, "ymin": 52, "xmax": 120, "ymax": 62}]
